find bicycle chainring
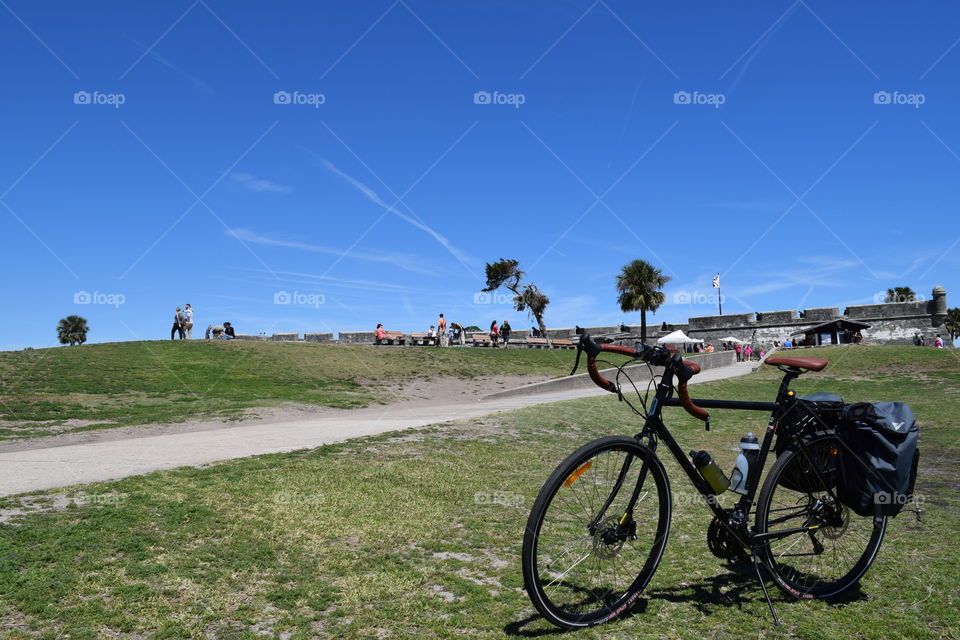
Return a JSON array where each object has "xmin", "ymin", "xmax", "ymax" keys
[{"xmin": 707, "ymin": 516, "xmax": 747, "ymax": 562}]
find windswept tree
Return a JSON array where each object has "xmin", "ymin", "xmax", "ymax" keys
[
  {"xmin": 57, "ymin": 315, "xmax": 89, "ymax": 346},
  {"xmin": 482, "ymin": 259, "xmax": 551, "ymax": 346},
  {"xmin": 616, "ymin": 259, "xmax": 671, "ymax": 344},
  {"xmin": 885, "ymin": 287, "xmax": 917, "ymax": 303},
  {"xmin": 946, "ymin": 307, "xmax": 960, "ymax": 341}
]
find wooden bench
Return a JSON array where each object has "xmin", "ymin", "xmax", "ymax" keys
[
  {"xmin": 409, "ymin": 332, "xmax": 439, "ymax": 346},
  {"xmin": 526, "ymin": 337, "xmax": 549, "ymax": 349},
  {"xmin": 552, "ymin": 339, "xmax": 575, "ymax": 349},
  {"xmin": 472, "ymin": 334, "xmax": 494, "ymax": 347},
  {"xmin": 374, "ymin": 331, "xmax": 405, "ymax": 346}
]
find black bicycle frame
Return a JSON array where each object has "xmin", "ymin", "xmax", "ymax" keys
[{"xmin": 626, "ymin": 364, "xmax": 814, "ymax": 544}]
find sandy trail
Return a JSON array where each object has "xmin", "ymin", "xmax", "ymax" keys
[{"xmin": 0, "ymin": 364, "xmax": 754, "ymax": 497}]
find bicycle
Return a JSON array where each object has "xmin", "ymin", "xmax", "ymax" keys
[{"xmin": 521, "ymin": 333, "xmax": 887, "ymax": 628}]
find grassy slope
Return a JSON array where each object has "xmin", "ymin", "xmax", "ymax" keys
[
  {"xmin": 0, "ymin": 346, "xmax": 956, "ymax": 638},
  {"xmin": 0, "ymin": 341, "xmax": 578, "ymax": 439}
]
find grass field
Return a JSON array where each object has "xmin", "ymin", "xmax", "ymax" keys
[
  {"xmin": 0, "ymin": 340, "xmax": 578, "ymax": 439},
  {"xmin": 0, "ymin": 346, "xmax": 957, "ymax": 638}
]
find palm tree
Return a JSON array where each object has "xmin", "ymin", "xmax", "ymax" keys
[
  {"xmin": 57, "ymin": 315, "xmax": 89, "ymax": 346},
  {"xmin": 885, "ymin": 287, "xmax": 917, "ymax": 303},
  {"xmin": 482, "ymin": 258, "xmax": 551, "ymax": 346},
  {"xmin": 945, "ymin": 308, "xmax": 960, "ymax": 341},
  {"xmin": 616, "ymin": 259, "xmax": 671, "ymax": 344}
]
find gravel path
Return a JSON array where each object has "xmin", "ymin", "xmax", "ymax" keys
[{"xmin": 0, "ymin": 361, "xmax": 756, "ymax": 496}]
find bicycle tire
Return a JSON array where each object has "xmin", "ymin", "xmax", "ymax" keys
[
  {"xmin": 755, "ymin": 433, "xmax": 887, "ymax": 599},
  {"xmin": 522, "ymin": 436, "xmax": 671, "ymax": 628}
]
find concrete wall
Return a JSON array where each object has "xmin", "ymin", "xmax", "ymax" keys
[
  {"xmin": 800, "ymin": 307, "xmax": 839, "ymax": 321},
  {"xmin": 339, "ymin": 331, "xmax": 376, "ymax": 344},
  {"xmin": 304, "ymin": 333, "xmax": 334, "ymax": 343},
  {"xmin": 755, "ymin": 310, "xmax": 797, "ymax": 324}
]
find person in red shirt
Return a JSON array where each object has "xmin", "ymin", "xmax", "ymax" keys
[
  {"xmin": 375, "ymin": 323, "xmax": 386, "ymax": 345},
  {"xmin": 489, "ymin": 320, "xmax": 499, "ymax": 348}
]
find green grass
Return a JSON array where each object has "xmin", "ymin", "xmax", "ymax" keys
[
  {"xmin": 0, "ymin": 340, "xmax": 578, "ymax": 439},
  {"xmin": 0, "ymin": 345, "xmax": 956, "ymax": 638}
]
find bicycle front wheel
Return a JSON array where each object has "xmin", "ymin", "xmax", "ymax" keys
[
  {"xmin": 755, "ymin": 434, "xmax": 887, "ymax": 599},
  {"xmin": 522, "ymin": 436, "xmax": 671, "ymax": 629}
]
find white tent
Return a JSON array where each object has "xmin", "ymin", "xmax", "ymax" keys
[
  {"xmin": 656, "ymin": 329, "xmax": 703, "ymax": 344},
  {"xmin": 718, "ymin": 336, "xmax": 744, "ymax": 343}
]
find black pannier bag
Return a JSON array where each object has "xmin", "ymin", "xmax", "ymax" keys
[
  {"xmin": 837, "ymin": 402, "xmax": 919, "ymax": 517},
  {"xmin": 775, "ymin": 393, "xmax": 845, "ymax": 491}
]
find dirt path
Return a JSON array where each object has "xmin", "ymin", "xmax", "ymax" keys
[{"xmin": 0, "ymin": 363, "xmax": 754, "ymax": 497}]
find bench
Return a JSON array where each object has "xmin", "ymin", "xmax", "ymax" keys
[
  {"xmin": 472, "ymin": 334, "xmax": 494, "ymax": 347},
  {"xmin": 552, "ymin": 339, "xmax": 575, "ymax": 349},
  {"xmin": 526, "ymin": 337, "xmax": 549, "ymax": 348},
  {"xmin": 409, "ymin": 332, "xmax": 439, "ymax": 346},
  {"xmin": 375, "ymin": 331, "xmax": 406, "ymax": 346}
]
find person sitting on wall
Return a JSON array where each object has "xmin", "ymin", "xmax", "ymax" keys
[
  {"xmin": 375, "ymin": 323, "xmax": 386, "ymax": 345},
  {"xmin": 222, "ymin": 322, "xmax": 236, "ymax": 339}
]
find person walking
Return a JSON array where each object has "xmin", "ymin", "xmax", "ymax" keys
[
  {"xmin": 171, "ymin": 307, "xmax": 185, "ymax": 340},
  {"xmin": 744, "ymin": 344, "xmax": 753, "ymax": 361},
  {"xmin": 501, "ymin": 320, "xmax": 512, "ymax": 347},
  {"xmin": 183, "ymin": 304, "xmax": 194, "ymax": 339},
  {"xmin": 437, "ymin": 313, "xmax": 448, "ymax": 347},
  {"xmin": 490, "ymin": 320, "xmax": 499, "ymax": 348}
]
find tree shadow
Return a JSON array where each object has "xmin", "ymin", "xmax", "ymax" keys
[{"xmin": 504, "ymin": 562, "xmax": 870, "ymax": 635}]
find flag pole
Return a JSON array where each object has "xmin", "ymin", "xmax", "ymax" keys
[{"xmin": 713, "ymin": 273, "xmax": 722, "ymax": 315}]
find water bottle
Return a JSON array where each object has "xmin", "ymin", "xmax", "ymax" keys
[
  {"xmin": 730, "ymin": 432, "xmax": 760, "ymax": 495},
  {"xmin": 690, "ymin": 450, "xmax": 730, "ymax": 494}
]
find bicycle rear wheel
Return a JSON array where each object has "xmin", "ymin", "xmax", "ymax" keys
[
  {"xmin": 755, "ymin": 433, "xmax": 887, "ymax": 599},
  {"xmin": 522, "ymin": 436, "xmax": 671, "ymax": 628}
]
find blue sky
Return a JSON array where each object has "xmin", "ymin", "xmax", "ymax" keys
[{"xmin": 2, "ymin": 1, "xmax": 959, "ymax": 349}]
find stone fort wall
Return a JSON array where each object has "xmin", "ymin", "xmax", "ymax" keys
[{"xmin": 236, "ymin": 286, "xmax": 950, "ymax": 347}]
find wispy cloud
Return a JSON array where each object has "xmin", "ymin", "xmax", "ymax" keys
[
  {"xmin": 318, "ymin": 158, "xmax": 476, "ymax": 267},
  {"xmin": 124, "ymin": 35, "xmax": 214, "ymax": 94},
  {"xmin": 227, "ymin": 227, "xmax": 435, "ymax": 275},
  {"xmin": 230, "ymin": 173, "xmax": 292, "ymax": 194}
]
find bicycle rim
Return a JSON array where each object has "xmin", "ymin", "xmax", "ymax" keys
[
  {"xmin": 756, "ymin": 434, "xmax": 887, "ymax": 598},
  {"xmin": 522, "ymin": 436, "xmax": 670, "ymax": 628}
]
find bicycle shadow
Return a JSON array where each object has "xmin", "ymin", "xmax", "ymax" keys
[{"xmin": 504, "ymin": 564, "xmax": 869, "ymax": 636}]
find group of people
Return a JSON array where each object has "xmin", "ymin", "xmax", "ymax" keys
[
  {"xmin": 170, "ymin": 304, "xmax": 236, "ymax": 340},
  {"xmin": 171, "ymin": 305, "xmax": 194, "ymax": 340},
  {"xmin": 913, "ymin": 332, "xmax": 946, "ymax": 348},
  {"xmin": 376, "ymin": 315, "xmax": 516, "ymax": 347},
  {"xmin": 683, "ymin": 341, "xmax": 766, "ymax": 360}
]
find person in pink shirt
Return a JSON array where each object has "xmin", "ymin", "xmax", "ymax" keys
[{"xmin": 744, "ymin": 344, "xmax": 753, "ymax": 361}]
